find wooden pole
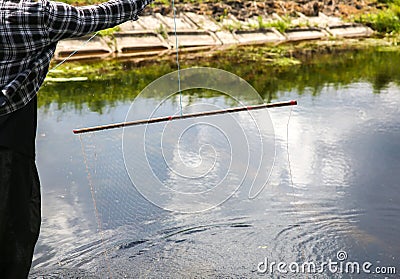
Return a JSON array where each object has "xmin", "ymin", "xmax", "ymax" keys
[{"xmin": 73, "ymin": 100, "xmax": 297, "ymax": 134}]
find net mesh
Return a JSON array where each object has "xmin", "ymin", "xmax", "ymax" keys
[{"xmin": 72, "ymin": 68, "xmax": 279, "ymax": 277}]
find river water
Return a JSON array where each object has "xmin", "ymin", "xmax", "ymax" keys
[{"xmin": 29, "ymin": 48, "xmax": 400, "ymax": 278}]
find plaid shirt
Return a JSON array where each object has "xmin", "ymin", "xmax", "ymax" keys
[{"xmin": 0, "ymin": 0, "xmax": 153, "ymax": 115}]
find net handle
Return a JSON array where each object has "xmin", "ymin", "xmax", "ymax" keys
[{"xmin": 73, "ymin": 100, "xmax": 297, "ymax": 134}]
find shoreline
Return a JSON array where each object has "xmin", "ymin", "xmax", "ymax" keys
[
  {"xmin": 47, "ymin": 37, "xmax": 397, "ymax": 81},
  {"xmin": 53, "ymin": 11, "xmax": 375, "ymax": 63}
]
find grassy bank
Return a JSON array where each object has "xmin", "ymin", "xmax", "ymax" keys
[{"xmin": 354, "ymin": 0, "xmax": 400, "ymax": 34}]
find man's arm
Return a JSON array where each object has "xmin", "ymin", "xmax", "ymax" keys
[{"xmin": 46, "ymin": 0, "xmax": 153, "ymax": 41}]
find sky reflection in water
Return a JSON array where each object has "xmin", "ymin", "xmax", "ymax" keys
[{"xmin": 31, "ymin": 50, "xmax": 400, "ymax": 278}]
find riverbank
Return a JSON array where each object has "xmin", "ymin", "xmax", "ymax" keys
[
  {"xmin": 48, "ymin": 0, "xmax": 400, "ymax": 77},
  {"xmin": 47, "ymin": 37, "xmax": 397, "ymax": 82},
  {"xmin": 53, "ymin": 11, "xmax": 375, "ymax": 62}
]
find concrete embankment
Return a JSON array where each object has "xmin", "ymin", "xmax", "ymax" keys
[{"xmin": 54, "ymin": 12, "xmax": 373, "ymax": 62}]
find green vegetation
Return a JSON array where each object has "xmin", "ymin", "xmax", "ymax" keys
[
  {"xmin": 245, "ymin": 16, "xmax": 292, "ymax": 33},
  {"xmin": 354, "ymin": 0, "xmax": 400, "ymax": 34},
  {"xmin": 155, "ymin": 24, "xmax": 168, "ymax": 39},
  {"xmin": 263, "ymin": 18, "xmax": 292, "ymax": 33},
  {"xmin": 97, "ymin": 25, "xmax": 121, "ymax": 37}
]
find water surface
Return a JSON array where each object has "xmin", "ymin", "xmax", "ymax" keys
[{"xmin": 30, "ymin": 49, "xmax": 400, "ymax": 278}]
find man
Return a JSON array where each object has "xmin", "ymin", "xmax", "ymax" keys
[{"xmin": 0, "ymin": 0, "xmax": 153, "ymax": 277}]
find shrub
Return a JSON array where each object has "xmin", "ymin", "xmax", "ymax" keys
[{"xmin": 355, "ymin": 4, "xmax": 400, "ymax": 34}]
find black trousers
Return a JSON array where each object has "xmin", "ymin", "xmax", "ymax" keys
[{"xmin": 0, "ymin": 147, "xmax": 41, "ymax": 279}]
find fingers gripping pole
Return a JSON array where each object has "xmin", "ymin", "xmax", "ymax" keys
[{"xmin": 72, "ymin": 100, "xmax": 297, "ymax": 134}]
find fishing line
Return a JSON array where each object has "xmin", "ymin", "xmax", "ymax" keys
[
  {"xmin": 70, "ymin": 3, "xmax": 182, "ymax": 276},
  {"xmin": 49, "ymin": 31, "xmax": 100, "ymax": 72},
  {"xmin": 287, "ymin": 107, "xmax": 294, "ymax": 190},
  {"xmin": 171, "ymin": 0, "xmax": 183, "ymax": 116},
  {"xmin": 69, "ymin": 4, "xmax": 300, "ymax": 275},
  {"xmin": 36, "ymin": 2, "xmax": 181, "ymax": 275}
]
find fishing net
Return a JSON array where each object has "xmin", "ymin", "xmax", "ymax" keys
[
  {"xmin": 78, "ymin": 67, "xmax": 278, "ymax": 212},
  {"xmin": 74, "ymin": 67, "xmax": 283, "ymax": 275}
]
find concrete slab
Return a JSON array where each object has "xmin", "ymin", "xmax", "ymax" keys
[
  {"xmin": 183, "ymin": 12, "xmax": 221, "ymax": 32},
  {"xmin": 326, "ymin": 24, "xmax": 374, "ymax": 38},
  {"xmin": 214, "ymin": 30, "xmax": 239, "ymax": 45},
  {"xmin": 228, "ymin": 14, "xmax": 252, "ymax": 30},
  {"xmin": 166, "ymin": 30, "xmax": 222, "ymax": 49},
  {"xmin": 136, "ymin": 15, "xmax": 166, "ymax": 31},
  {"xmin": 318, "ymin": 12, "xmax": 343, "ymax": 26},
  {"xmin": 53, "ymin": 12, "xmax": 375, "ymax": 62},
  {"xmin": 234, "ymin": 28, "xmax": 286, "ymax": 44},
  {"xmin": 282, "ymin": 14, "xmax": 302, "ymax": 26},
  {"xmin": 293, "ymin": 12, "xmax": 343, "ymax": 28},
  {"xmin": 292, "ymin": 12, "xmax": 323, "ymax": 28},
  {"xmin": 118, "ymin": 20, "xmax": 147, "ymax": 32},
  {"xmin": 54, "ymin": 36, "xmax": 112, "ymax": 61},
  {"xmin": 155, "ymin": 13, "xmax": 196, "ymax": 30},
  {"xmin": 114, "ymin": 31, "xmax": 170, "ymax": 57},
  {"xmin": 245, "ymin": 16, "xmax": 275, "ymax": 29},
  {"xmin": 285, "ymin": 28, "xmax": 327, "ymax": 41},
  {"xmin": 272, "ymin": 13, "xmax": 284, "ymax": 21},
  {"xmin": 219, "ymin": 14, "xmax": 243, "ymax": 31}
]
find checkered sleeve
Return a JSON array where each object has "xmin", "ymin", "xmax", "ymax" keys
[{"xmin": 46, "ymin": 0, "xmax": 154, "ymax": 41}]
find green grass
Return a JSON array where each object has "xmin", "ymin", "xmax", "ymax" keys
[
  {"xmin": 354, "ymin": 0, "xmax": 400, "ymax": 34},
  {"xmin": 264, "ymin": 20, "xmax": 292, "ymax": 33}
]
